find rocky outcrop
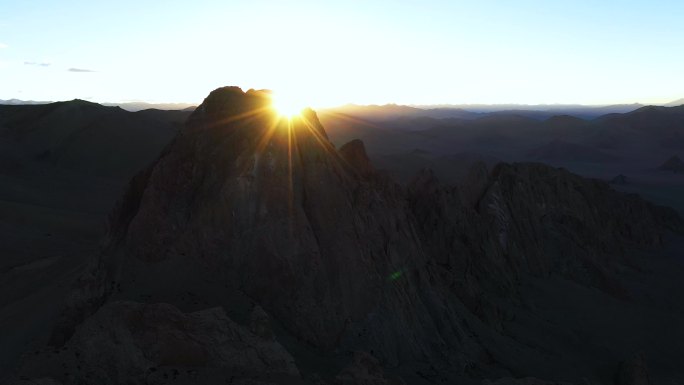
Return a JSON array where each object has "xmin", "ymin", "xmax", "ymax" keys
[
  {"xmin": 20, "ymin": 301, "xmax": 298, "ymax": 385},
  {"xmin": 473, "ymin": 163, "xmax": 680, "ymax": 294},
  {"xmin": 658, "ymin": 155, "xmax": 684, "ymax": 173},
  {"xmin": 615, "ymin": 354, "xmax": 650, "ymax": 385},
  {"xmin": 339, "ymin": 139, "xmax": 375, "ymax": 178},
  {"xmin": 334, "ymin": 351, "xmax": 403, "ymax": 385},
  {"xmin": 408, "ymin": 160, "xmax": 683, "ymax": 323},
  {"xmin": 250, "ymin": 305, "xmax": 274, "ymax": 340},
  {"xmin": 35, "ymin": 86, "xmax": 683, "ymax": 384},
  {"xmin": 11, "ymin": 379, "xmax": 63, "ymax": 385}
]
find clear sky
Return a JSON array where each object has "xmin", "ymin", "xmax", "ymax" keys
[{"xmin": 1, "ymin": 0, "xmax": 683, "ymax": 107}]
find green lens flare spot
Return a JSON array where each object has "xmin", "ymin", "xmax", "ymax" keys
[{"xmin": 389, "ymin": 271, "xmax": 403, "ymax": 281}]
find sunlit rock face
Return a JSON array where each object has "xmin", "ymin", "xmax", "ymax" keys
[{"xmin": 40, "ymin": 86, "xmax": 683, "ymax": 384}]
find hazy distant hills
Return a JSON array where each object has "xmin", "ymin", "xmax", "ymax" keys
[
  {"xmin": 322, "ymin": 103, "xmax": 486, "ymax": 122},
  {"xmin": 321, "ymin": 103, "xmax": 684, "ymax": 162},
  {"xmin": 3, "ymin": 98, "xmax": 682, "ymax": 184},
  {"xmin": 102, "ymin": 101, "xmax": 197, "ymax": 112},
  {"xmin": 5, "ymin": 97, "xmax": 681, "ymax": 116},
  {"xmin": 320, "ymin": 102, "xmax": 684, "ymax": 130},
  {"xmin": 319, "ymin": 98, "xmax": 684, "ymax": 123},
  {"xmin": 0, "ymin": 98, "xmax": 51, "ymax": 105},
  {"xmin": 0, "ymin": 99, "xmax": 196, "ymax": 112},
  {"xmin": 598, "ymin": 105, "xmax": 684, "ymax": 130},
  {"xmin": 665, "ymin": 98, "xmax": 684, "ymax": 107},
  {"xmin": 321, "ymin": 102, "xmax": 648, "ymax": 121},
  {"xmin": 5, "ymin": 98, "xmax": 675, "ymax": 117}
]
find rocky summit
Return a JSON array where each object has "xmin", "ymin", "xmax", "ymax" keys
[{"xmin": 14, "ymin": 87, "xmax": 684, "ymax": 385}]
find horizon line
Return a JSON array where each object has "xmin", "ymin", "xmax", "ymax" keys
[{"xmin": 2, "ymin": 97, "xmax": 683, "ymax": 111}]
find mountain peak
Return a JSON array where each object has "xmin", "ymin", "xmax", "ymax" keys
[
  {"xmin": 190, "ymin": 86, "xmax": 270, "ymax": 120},
  {"xmin": 339, "ymin": 139, "xmax": 375, "ymax": 178},
  {"xmin": 658, "ymin": 155, "xmax": 684, "ymax": 173}
]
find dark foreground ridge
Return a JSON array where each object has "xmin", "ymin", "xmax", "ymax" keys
[{"xmin": 12, "ymin": 87, "xmax": 684, "ymax": 384}]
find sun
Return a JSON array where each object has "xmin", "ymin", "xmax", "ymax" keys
[{"xmin": 271, "ymin": 92, "xmax": 308, "ymax": 118}]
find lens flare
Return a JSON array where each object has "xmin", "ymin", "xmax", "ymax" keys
[{"xmin": 271, "ymin": 92, "xmax": 308, "ymax": 118}]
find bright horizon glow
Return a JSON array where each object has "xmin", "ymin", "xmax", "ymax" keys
[
  {"xmin": 271, "ymin": 92, "xmax": 309, "ymax": 118},
  {"xmin": 1, "ymin": 1, "xmax": 683, "ymax": 106}
]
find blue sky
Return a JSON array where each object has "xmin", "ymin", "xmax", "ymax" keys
[{"xmin": 1, "ymin": 0, "xmax": 683, "ymax": 106}]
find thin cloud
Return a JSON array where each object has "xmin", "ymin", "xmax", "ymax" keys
[
  {"xmin": 68, "ymin": 68, "xmax": 95, "ymax": 73},
  {"xmin": 0, "ymin": 43, "xmax": 7, "ymax": 49},
  {"xmin": 24, "ymin": 61, "xmax": 51, "ymax": 67}
]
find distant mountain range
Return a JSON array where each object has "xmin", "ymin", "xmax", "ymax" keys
[
  {"xmin": 0, "ymin": 99, "xmax": 192, "ymax": 179},
  {"xmin": 321, "ymin": 103, "xmax": 646, "ymax": 121},
  {"xmin": 322, "ymin": 100, "xmax": 682, "ymax": 121},
  {"xmin": 0, "ymin": 99, "xmax": 196, "ymax": 112},
  {"xmin": 4, "ymin": 98, "xmax": 683, "ymax": 115},
  {"xmin": 102, "ymin": 101, "xmax": 197, "ymax": 112},
  {"xmin": 665, "ymin": 98, "xmax": 684, "ymax": 107},
  {"xmin": 319, "ymin": 103, "xmax": 684, "ymax": 188},
  {"xmin": 3, "ymin": 98, "xmax": 682, "ymax": 184},
  {"xmin": 0, "ymin": 98, "xmax": 51, "ymax": 105}
]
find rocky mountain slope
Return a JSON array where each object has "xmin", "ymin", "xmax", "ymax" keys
[
  {"xmin": 0, "ymin": 100, "xmax": 193, "ymax": 377},
  {"xmin": 0, "ymin": 100, "xmax": 191, "ymax": 179},
  {"xmin": 9, "ymin": 87, "xmax": 684, "ymax": 385}
]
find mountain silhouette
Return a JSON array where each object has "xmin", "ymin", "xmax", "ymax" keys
[
  {"xmin": 658, "ymin": 155, "xmax": 684, "ymax": 173},
  {"xmin": 12, "ymin": 87, "xmax": 684, "ymax": 385},
  {"xmin": 0, "ymin": 100, "xmax": 191, "ymax": 178}
]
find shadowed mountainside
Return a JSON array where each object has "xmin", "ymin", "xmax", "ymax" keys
[
  {"xmin": 0, "ymin": 100, "xmax": 192, "ymax": 179},
  {"xmin": 10, "ymin": 87, "xmax": 684, "ymax": 385},
  {"xmin": 0, "ymin": 100, "xmax": 192, "ymax": 378},
  {"xmin": 319, "ymin": 104, "xmax": 684, "ymax": 218}
]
